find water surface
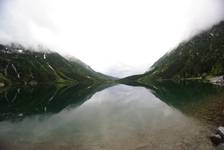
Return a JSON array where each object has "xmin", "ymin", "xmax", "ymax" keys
[{"xmin": 0, "ymin": 81, "xmax": 223, "ymax": 150}]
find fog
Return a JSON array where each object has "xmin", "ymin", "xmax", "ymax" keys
[{"xmin": 0, "ymin": 0, "xmax": 223, "ymax": 77}]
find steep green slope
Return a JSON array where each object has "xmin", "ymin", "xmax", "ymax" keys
[
  {"xmin": 137, "ymin": 21, "xmax": 224, "ymax": 83},
  {"xmin": 0, "ymin": 44, "xmax": 112, "ymax": 86},
  {"xmin": 67, "ymin": 56, "xmax": 117, "ymax": 81}
]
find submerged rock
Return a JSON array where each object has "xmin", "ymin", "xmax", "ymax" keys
[
  {"xmin": 217, "ymin": 143, "xmax": 224, "ymax": 150},
  {"xmin": 211, "ymin": 126, "xmax": 224, "ymax": 148},
  {"xmin": 210, "ymin": 134, "xmax": 223, "ymax": 146}
]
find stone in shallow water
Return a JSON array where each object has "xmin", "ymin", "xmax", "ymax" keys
[
  {"xmin": 217, "ymin": 127, "xmax": 224, "ymax": 138},
  {"xmin": 210, "ymin": 134, "xmax": 223, "ymax": 145}
]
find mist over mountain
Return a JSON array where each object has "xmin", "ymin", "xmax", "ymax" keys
[
  {"xmin": 0, "ymin": 0, "xmax": 224, "ymax": 77},
  {"xmin": 121, "ymin": 20, "xmax": 224, "ymax": 84},
  {"xmin": 0, "ymin": 43, "xmax": 113, "ymax": 87},
  {"xmin": 1, "ymin": 1, "xmax": 224, "ymax": 149}
]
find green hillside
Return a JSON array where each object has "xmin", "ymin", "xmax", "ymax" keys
[
  {"xmin": 125, "ymin": 21, "xmax": 224, "ymax": 84},
  {"xmin": 0, "ymin": 43, "xmax": 113, "ymax": 86}
]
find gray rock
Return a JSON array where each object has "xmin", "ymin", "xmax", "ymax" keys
[
  {"xmin": 210, "ymin": 134, "xmax": 223, "ymax": 145},
  {"xmin": 217, "ymin": 127, "xmax": 224, "ymax": 138}
]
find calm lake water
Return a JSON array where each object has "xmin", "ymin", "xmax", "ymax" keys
[{"xmin": 0, "ymin": 81, "xmax": 224, "ymax": 150}]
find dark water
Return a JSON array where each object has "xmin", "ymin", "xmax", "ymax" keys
[{"xmin": 0, "ymin": 81, "xmax": 224, "ymax": 150}]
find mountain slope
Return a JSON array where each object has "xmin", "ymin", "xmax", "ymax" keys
[
  {"xmin": 0, "ymin": 44, "xmax": 113, "ymax": 86},
  {"xmin": 67, "ymin": 56, "xmax": 117, "ymax": 81},
  {"xmin": 133, "ymin": 21, "xmax": 224, "ymax": 83}
]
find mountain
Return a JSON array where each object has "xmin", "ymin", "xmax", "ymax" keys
[
  {"xmin": 122, "ymin": 21, "xmax": 224, "ymax": 84},
  {"xmin": 0, "ymin": 43, "xmax": 113, "ymax": 86},
  {"xmin": 66, "ymin": 56, "xmax": 117, "ymax": 81}
]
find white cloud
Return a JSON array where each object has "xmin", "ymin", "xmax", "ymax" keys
[{"xmin": 0, "ymin": 0, "xmax": 223, "ymax": 77}]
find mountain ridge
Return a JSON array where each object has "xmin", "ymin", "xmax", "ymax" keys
[
  {"xmin": 0, "ymin": 43, "xmax": 113, "ymax": 87},
  {"xmin": 121, "ymin": 21, "xmax": 224, "ymax": 84}
]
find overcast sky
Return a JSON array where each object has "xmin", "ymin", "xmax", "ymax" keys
[{"xmin": 0, "ymin": 0, "xmax": 223, "ymax": 77}]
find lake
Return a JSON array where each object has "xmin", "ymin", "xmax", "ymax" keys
[{"xmin": 0, "ymin": 81, "xmax": 223, "ymax": 150}]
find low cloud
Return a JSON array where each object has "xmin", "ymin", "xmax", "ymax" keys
[{"xmin": 0, "ymin": 0, "xmax": 223, "ymax": 77}]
